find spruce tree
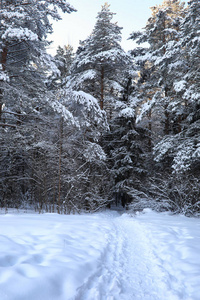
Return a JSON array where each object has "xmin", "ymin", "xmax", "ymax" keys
[{"xmin": 104, "ymin": 105, "xmax": 149, "ymax": 208}]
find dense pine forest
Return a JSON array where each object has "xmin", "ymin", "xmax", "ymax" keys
[{"xmin": 0, "ymin": 0, "xmax": 199, "ymax": 215}]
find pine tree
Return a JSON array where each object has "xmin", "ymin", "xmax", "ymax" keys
[
  {"xmin": 179, "ymin": 0, "xmax": 200, "ymax": 122},
  {"xmin": 130, "ymin": 0, "xmax": 186, "ymax": 137},
  {"xmin": 154, "ymin": 0, "xmax": 200, "ymax": 175},
  {"xmin": 0, "ymin": 0, "xmax": 75, "ymax": 210},
  {"xmin": 49, "ymin": 45, "xmax": 74, "ymax": 89},
  {"xmin": 0, "ymin": 0, "xmax": 75, "ymax": 124},
  {"xmin": 143, "ymin": 1, "xmax": 200, "ymax": 215},
  {"xmin": 49, "ymin": 90, "xmax": 109, "ymax": 212},
  {"xmin": 67, "ymin": 3, "xmax": 133, "ymax": 117}
]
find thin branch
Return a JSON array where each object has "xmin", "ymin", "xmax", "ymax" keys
[
  {"xmin": 0, "ymin": 123, "xmax": 16, "ymax": 128},
  {"xmin": 1, "ymin": 111, "xmax": 24, "ymax": 116}
]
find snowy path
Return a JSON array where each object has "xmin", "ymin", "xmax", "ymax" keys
[
  {"xmin": 0, "ymin": 210, "xmax": 200, "ymax": 300},
  {"xmin": 74, "ymin": 214, "xmax": 183, "ymax": 300}
]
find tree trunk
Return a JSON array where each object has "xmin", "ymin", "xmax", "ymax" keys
[
  {"xmin": 57, "ymin": 117, "xmax": 63, "ymax": 214},
  {"xmin": 148, "ymin": 109, "xmax": 152, "ymax": 150},
  {"xmin": 164, "ymin": 85, "xmax": 170, "ymax": 135},
  {"xmin": 164, "ymin": 104, "xmax": 170, "ymax": 135},
  {"xmin": 100, "ymin": 66, "xmax": 104, "ymax": 110},
  {"xmin": 1, "ymin": 46, "xmax": 8, "ymax": 71},
  {"xmin": 0, "ymin": 103, "xmax": 2, "ymax": 121},
  {"xmin": 0, "ymin": 45, "xmax": 8, "ymax": 120}
]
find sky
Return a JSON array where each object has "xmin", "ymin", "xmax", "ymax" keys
[{"xmin": 48, "ymin": 0, "xmax": 164, "ymax": 55}]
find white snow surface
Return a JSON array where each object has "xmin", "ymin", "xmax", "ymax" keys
[{"xmin": 0, "ymin": 209, "xmax": 200, "ymax": 300}]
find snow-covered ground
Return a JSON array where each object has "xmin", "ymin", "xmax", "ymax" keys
[{"xmin": 0, "ymin": 209, "xmax": 200, "ymax": 300}]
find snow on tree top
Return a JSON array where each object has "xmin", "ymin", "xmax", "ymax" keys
[
  {"xmin": 119, "ymin": 107, "xmax": 135, "ymax": 119},
  {"xmin": 1, "ymin": 11, "xmax": 26, "ymax": 19},
  {"xmin": 0, "ymin": 71, "xmax": 9, "ymax": 82},
  {"xmin": 174, "ymin": 80, "xmax": 186, "ymax": 93},
  {"xmin": 2, "ymin": 27, "xmax": 38, "ymax": 41}
]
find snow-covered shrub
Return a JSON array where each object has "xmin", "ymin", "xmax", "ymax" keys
[{"xmin": 147, "ymin": 175, "xmax": 200, "ymax": 216}]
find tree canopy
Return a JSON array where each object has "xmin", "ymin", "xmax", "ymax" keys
[{"xmin": 0, "ymin": 0, "xmax": 200, "ymax": 216}]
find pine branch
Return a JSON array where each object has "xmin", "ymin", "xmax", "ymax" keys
[{"xmin": 0, "ymin": 123, "xmax": 16, "ymax": 128}]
